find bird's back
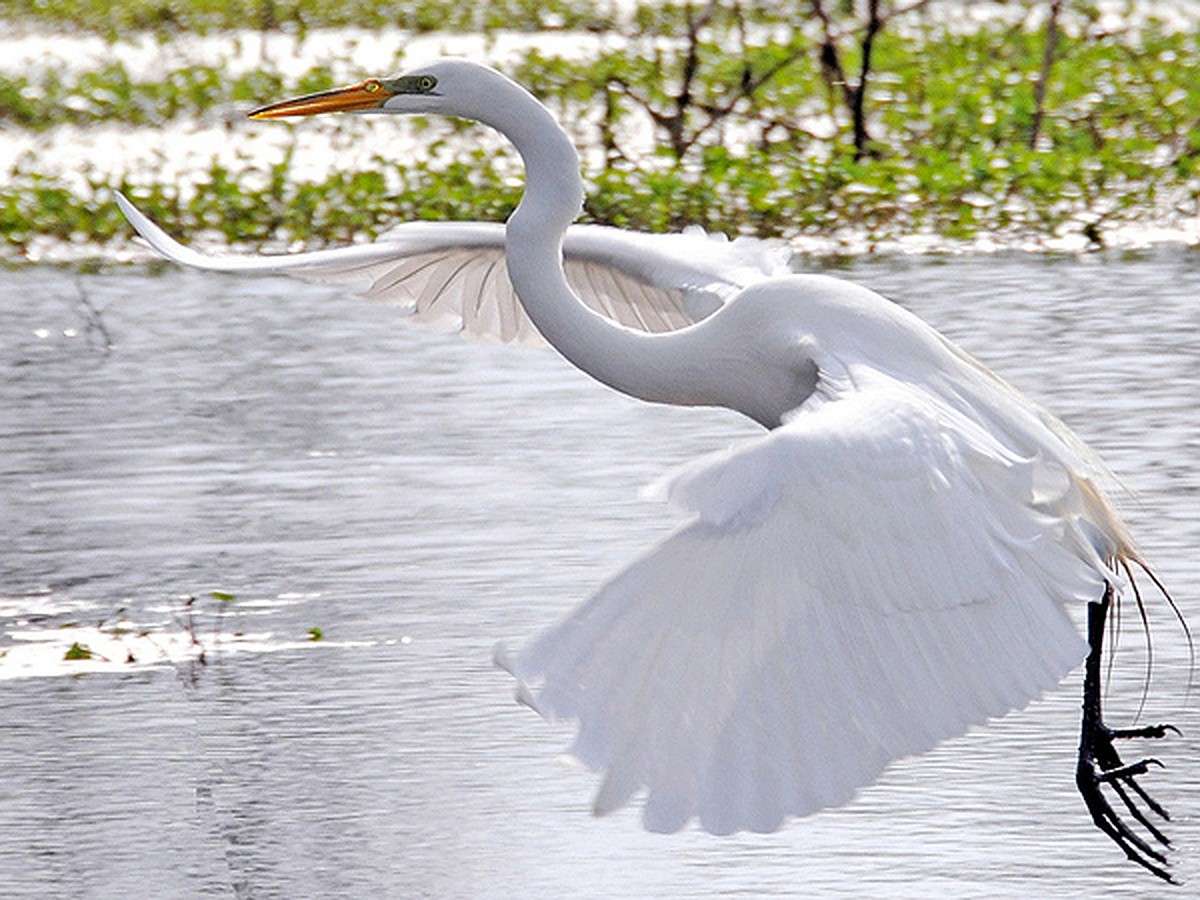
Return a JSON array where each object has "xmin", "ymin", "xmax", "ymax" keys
[{"xmin": 725, "ymin": 274, "xmax": 1132, "ymax": 565}]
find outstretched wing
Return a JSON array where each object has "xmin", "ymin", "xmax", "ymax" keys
[
  {"xmin": 503, "ymin": 372, "xmax": 1106, "ymax": 835},
  {"xmin": 115, "ymin": 193, "xmax": 789, "ymax": 345}
]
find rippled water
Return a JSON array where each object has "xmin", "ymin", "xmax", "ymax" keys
[{"xmin": 2, "ymin": 253, "xmax": 1198, "ymax": 898}]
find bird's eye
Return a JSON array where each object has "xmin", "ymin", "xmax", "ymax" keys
[
  {"xmin": 364, "ymin": 79, "xmax": 382, "ymax": 93},
  {"xmin": 418, "ymin": 75, "xmax": 437, "ymax": 92}
]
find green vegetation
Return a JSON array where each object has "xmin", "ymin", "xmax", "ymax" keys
[
  {"xmin": 0, "ymin": 62, "xmax": 341, "ymax": 131},
  {"xmin": 307, "ymin": 626, "xmax": 323, "ymax": 642},
  {"xmin": 0, "ymin": 0, "xmax": 611, "ymax": 39},
  {"xmin": 1, "ymin": 1, "xmax": 1198, "ymax": 253},
  {"xmin": 63, "ymin": 641, "xmax": 93, "ymax": 660},
  {"xmin": 2, "ymin": 148, "xmax": 524, "ymax": 247}
]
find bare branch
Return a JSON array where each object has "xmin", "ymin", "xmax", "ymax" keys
[
  {"xmin": 809, "ymin": 0, "xmax": 855, "ymax": 111},
  {"xmin": 851, "ymin": 0, "xmax": 883, "ymax": 159},
  {"xmin": 1030, "ymin": 0, "xmax": 1064, "ymax": 149},
  {"xmin": 811, "ymin": 0, "xmax": 883, "ymax": 159},
  {"xmin": 828, "ymin": 0, "xmax": 939, "ymax": 42},
  {"xmin": 879, "ymin": 0, "xmax": 939, "ymax": 27}
]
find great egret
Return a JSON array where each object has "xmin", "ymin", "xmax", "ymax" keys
[{"xmin": 116, "ymin": 59, "xmax": 1187, "ymax": 880}]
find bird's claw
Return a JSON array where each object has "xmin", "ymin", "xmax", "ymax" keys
[
  {"xmin": 1110, "ymin": 723, "xmax": 1181, "ymax": 740},
  {"xmin": 1077, "ymin": 719, "xmax": 1176, "ymax": 882},
  {"xmin": 1094, "ymin": 753, "xmax": 1165, "ymax": 783},
  {"xmin": 1076, "ymin": 592, "xmax": 1180, "ymax": 883}
]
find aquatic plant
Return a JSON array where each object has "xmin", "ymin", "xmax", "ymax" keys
[
  {"xmin": 1, "ymin": 0, "xmax": 612, "ymax": 39},
  {"xmin": 1, "ymin": 1, "xmax": 1198, "ymax": 253},
  {"xmin": 63, "ymin": 641, "xmax": 93, "ymax": 660}
]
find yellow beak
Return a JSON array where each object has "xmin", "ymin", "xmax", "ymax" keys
[{"xmin": 249, "ymin": 80, "xmax": 391, "ymax": 119}]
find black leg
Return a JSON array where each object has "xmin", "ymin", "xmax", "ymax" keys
[{"xmin": 1076, "ymin": 582, "xmax": 1179, "ymax": 882}]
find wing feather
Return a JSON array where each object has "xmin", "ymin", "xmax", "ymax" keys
[
  {"xmin": 115, "ymin": 193, "xmax": 789, "ymax": 346},
  {"xmin": 506, "ymin": 374, "xmax": 1102, "ymax": 834}
]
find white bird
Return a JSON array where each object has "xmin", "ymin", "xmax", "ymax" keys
[{"xmin": 117, "ymin": 59, "xmax": 1186, "ymax": 880}]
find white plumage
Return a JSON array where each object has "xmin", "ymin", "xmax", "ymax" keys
[
  {"xmin": 117, "ymin": 58, "xmax": 1182, "ymax": 877},
  {"xmin": 116, "ymin": 198, "xmax": 789, "ymax": 345},
  {"xmin": 504, "ymin": 280, "xmax": 1108, "ymax": 833}
]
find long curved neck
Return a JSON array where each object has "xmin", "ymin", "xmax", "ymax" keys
[{"xmin": 484, "ymin": 85, "xmax": 716, "ymax": 409}]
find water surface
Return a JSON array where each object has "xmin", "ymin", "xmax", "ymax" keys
[{"xmin": 1, "ymin": 253, "xmax": 1198, "ymax": 897}]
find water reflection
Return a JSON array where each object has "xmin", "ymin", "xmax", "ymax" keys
[{"xmin": 1, "ymin": 254, "xmax": 1197, "ymax": 897}]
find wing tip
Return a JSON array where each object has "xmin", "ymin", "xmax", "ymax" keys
[
  {"xmin": 494, "ymin": 641, "xmax": 545, "ymax": 713},
  {"xmin": 112, "ymin": 189, "xmax": 196, "ymax": 267}
]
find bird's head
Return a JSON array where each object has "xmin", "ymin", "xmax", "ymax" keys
[{"xmin": 249, "ymin": 58, "xmax": 513, "ymax": 126}]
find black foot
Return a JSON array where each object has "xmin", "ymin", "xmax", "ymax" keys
[
  {"xmin": 1109, "ymin": 723, "xmax": 1181, "ymax": 740},
  {"xmin": 1077, "ymin": 587, "xmax": 1178, "ymax": 883}
]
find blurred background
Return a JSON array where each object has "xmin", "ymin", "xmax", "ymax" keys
[{"xmin": 1, "ymin": 0, "xmax": 1199, "ymax": 258}]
